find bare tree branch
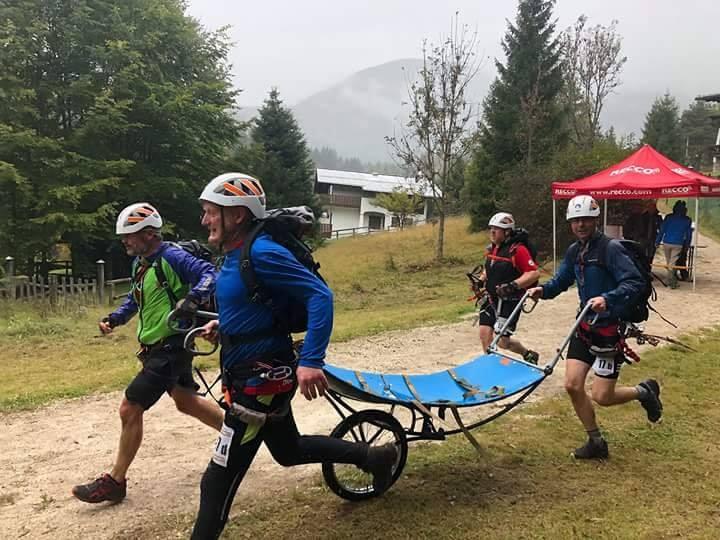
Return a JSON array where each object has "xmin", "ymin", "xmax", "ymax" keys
[
  {"xmin": 385, "ymin": 13, "xmax": 480, "ymax": 260},
  {"xmin": 560, "ymin": 16, "xmax": 627, "ymax": 148}
]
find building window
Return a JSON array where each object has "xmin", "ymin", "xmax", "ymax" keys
[{"xmin": 368, "ymin": 214, "xmax": 385, "ymax": 230}]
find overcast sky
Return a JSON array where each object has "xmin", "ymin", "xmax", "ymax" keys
[{"xmin": 187, "ymin": 0, "xmax": 720, "ymax": 107}]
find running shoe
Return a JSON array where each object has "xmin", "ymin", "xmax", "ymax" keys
[{"xmin": 72, "ymin": 474, "xmax": 126, "ymax": 503}]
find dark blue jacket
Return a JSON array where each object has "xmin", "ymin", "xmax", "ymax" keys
[
  {"xmin": 216, "ymin": 233, "xmax": 333, "ymax": 370},
  {"xmin": 542, "ymin": 232, "xmax": 644, "ymax": 322}
]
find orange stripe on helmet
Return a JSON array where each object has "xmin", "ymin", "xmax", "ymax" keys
[
  {"xmin": 135, "ymin": 207, "xmax": 155, "ymax": 216},
  {"xmin": 127, "ymin": 216, "xmax": 145, "ymax": 223},
  {"xmin": 223, "ymin": 182, "xmax": 246, "ymax": 197},
  {"xmin": 240, "ymin": 178, "xmax": 263, "ymax": 196}
]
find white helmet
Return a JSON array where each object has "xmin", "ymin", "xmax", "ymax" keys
[
  {"xmin": 199, "ymin": 172, "xmax": 266, "ymax": 218},
  {"xmin": 566, "ymin": 195, "xmax": 600, "ymax": 221},
  {"xmin": 488, "ymin": 212, "xmax": 515, "ymax": 230},
  {"xmin": 115, "ymin": 203, "xmax": 163, "ymax": 235}
]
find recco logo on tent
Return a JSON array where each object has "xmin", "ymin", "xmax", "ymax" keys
[
  {"xmin": 661, "ymin": 186, "xmax": 692, "ymax": 194},
  {"xmin": 609, "ymin": 165, "xmax": 661, "ymax": 176}
]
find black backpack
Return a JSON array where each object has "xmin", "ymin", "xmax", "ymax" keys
[
  {"xmin": 240, "ymin": 206, "xmax": 324, "ymax": 334},
  {"xmin": 568, "ymin": 236, "xmax": 655, "ymax": 324},
  {"xmin": 508, "ymin": 228, "xmax": 539, "ymax": 262},
  {"xmin": 150, "ymin": 240, "xmax": 217, "ymax": 313}
]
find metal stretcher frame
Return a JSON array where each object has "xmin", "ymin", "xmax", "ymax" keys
[
  {"xmin": 172, "ymin": 296, "xmax": 593, "ymax": 501},
  {"xmin": 320, "ymin": 295, "xmax": 594, "ymax": 500}
]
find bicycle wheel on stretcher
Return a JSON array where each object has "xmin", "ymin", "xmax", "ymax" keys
[{"xmin": 322, "ymin": 409, "xmax": 408, "ymax": 501}]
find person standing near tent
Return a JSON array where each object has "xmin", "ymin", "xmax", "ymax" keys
[
  {"xmin": 527, "ymin": 195, "xmax": 663, "ymax": 460},
  {"xmin": 476, "ymin": 212, "xmax": 541, "ymax": 364},
  {"xmin": 656, "ymin": 200, "xmax": 693, "ymax": 289},
  {"xmin": 190, "ymin": 173, "xmax": 398, "ymax": 539},
  {"xmin": 644, "ymin": 200, "xmax": 663, "ymax": 261}
]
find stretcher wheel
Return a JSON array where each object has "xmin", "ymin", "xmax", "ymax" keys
[{"xmin": 322, "ymin": 409, "xmax": 408, "ymax": 501}]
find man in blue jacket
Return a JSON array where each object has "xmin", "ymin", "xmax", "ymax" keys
[
  {"xmin": 528, "ymin": 195, "xmax": 663, "ymax": 460},
  {"xmin": 190, "ymin": 173, "xmax": 397, "ymax": 539},
  {"xmin": 72, "ymin": 203, "xmax": 222, "ymax": 504},
  {"xmin": 656, "ymin": 200, "xmax": 693, "ymax": 288}
]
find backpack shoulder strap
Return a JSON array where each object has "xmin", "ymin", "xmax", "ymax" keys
[
  {"xmin": 152, "ymin": 256, "xmax": 179, "ymax": 306},
  {"xmin": 240, "ymin": 220, "xmax": 267, "ymax": 303}
]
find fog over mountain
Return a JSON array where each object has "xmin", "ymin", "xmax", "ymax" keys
[
  {"xmin": 191, "ymin": 0, "xmax": 719, "ymax": 162},
  {"xmin": 237, "ymin": 58, "xmax": 698, "ymax": 163}
]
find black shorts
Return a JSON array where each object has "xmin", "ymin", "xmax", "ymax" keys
[
  {"xmin": 478, "ymin": 297, "xmax": 521, "ymax": 336},
  {"xmin": 567, "ymin": 334, "xmax": 624, "ymax": 380},
  {"xmin": 125, "ymin": 335, "xmax": 199, "ymax": 410}
]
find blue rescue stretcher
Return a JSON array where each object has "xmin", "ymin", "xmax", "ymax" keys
[
  {"xmin": 319, "ymin": 294, "xmax": 594, "ymax": 501},
  {"xmin": 174, "ymin": 294, "xmax": 593, "ymax": 502}
]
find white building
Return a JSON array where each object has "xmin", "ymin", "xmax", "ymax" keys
[{"xmin": 315, "ymin": 168, "xmax": 436, "ymax": 236}]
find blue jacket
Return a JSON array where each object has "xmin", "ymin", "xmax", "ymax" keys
[
  {"xmin": 216, "ymin": 233, "xmax": 333, "ymax": 370},
  {"xmin": 656, "ymin": 213, "xmax": 692, "ymax": 247},
  {"xmin": 112, "ymin": 242, "xmax": 216, "ymax": 344},
  {"xmin": 542, "ymin": 233, "xmax": 644, "ymax": 322}
]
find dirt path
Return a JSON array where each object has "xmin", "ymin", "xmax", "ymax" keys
[{"xmin": 2, "ymin": 236, "xmax": 718, "ymax": 539}]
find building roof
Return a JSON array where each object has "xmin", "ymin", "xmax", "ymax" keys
[
  {"xmin": 696, "ymin": 93, "xmax": 720, "ymax": 103},
  {"xmin": 315, "ymin": 168, "xmax": 438, "ymax": 198}
]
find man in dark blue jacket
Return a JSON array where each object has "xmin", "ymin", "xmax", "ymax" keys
[
  {"xmin": 528, "ymin": 195, "xmax": 663, "ymax": 460},
  {"xmin": 190, "ymin": 173, "xmax": 397, "ymax": 540}
]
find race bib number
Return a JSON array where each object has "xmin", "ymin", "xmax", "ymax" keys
[
  {"xmin": 212, "ymin": 423, "xmax": 235, "ymax": 468},
  {"xmin": 592, "ymin": 356, "xmax": 616, "ymax": 378}
]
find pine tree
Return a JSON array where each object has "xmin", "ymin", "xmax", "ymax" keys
[
  {"xmin": 0, "ymin": 0, "xmax": 239, "ymax": 273},
  {"xmin": 641, "ymin": 93, "xmax": 683, "ymax": 162},
  {"xmin": 679, "ymin": 100, "xmax": 719, "ymax": 171},
  {"xmin": 465, "ymin": 0, "xmax": 565, "ymax": 230},
  {"xmin": 241, "ymin": 89, "xmax": 317, "ymax": 209}
]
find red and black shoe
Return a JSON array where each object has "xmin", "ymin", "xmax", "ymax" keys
[{"xmin": 72, "ymin": 473, "xmax": 126, "ymax": 503}]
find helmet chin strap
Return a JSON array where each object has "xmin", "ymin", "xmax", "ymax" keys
[{"xmin": 218, "ymin": 207, "xmax": 252, "ymax": 252}]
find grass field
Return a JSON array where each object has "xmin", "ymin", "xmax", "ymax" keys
[
  {"xmin": 0, "ymin": 217, "xmax": 487, "ymax": 411},
  {"xmin": 122, "ymin": 328, "xmax": 720, "ymax": 539}
]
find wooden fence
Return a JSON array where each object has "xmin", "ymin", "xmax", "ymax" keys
[
  {"xmin": 107, "ymin": 277, "xmax": 132, "ymax": 305},
  {"xmin": 326, "ymin": 219, "xmax": 428, "ymax": 240},
  {"xmin": 1, "ymin": 256, "xmax": 113, "ymax": 306},
  {"xmin": 0, "ymin": 274, "xmax": 100, "ymax": 305}
]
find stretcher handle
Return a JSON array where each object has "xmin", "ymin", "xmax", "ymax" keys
[
  {"xmin": 487, "ymin": 290, "xmax": 533, "ymax": 353},
  {"xmin": 166, "ymin": 307, "xmax": 218, "ymax": 333},
  {"xmin": 544, "ymin": 301, "xmax": 594, "ymax": 374},
  {"xmin": 183, "ymin": 326, "xmax": 219, "ymax": 356}
]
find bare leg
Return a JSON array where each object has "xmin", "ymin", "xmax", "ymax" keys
[
  {"xmin": 498, "ymin": 336, "xmax": 528, "ymax": 356},
  {"xmin": 564, "ymin": 359, "xmax": 597, "ymax": 431},
  {"xmin": 478, "ymin": 325, "xmax": 494, "ymax": 352},
  {"xmin": 591, "ymin": 378, "xmax": 639, "ymax": 407},
  {"xmin": 110, "ymin": 398, "xmax": 144, "ymax": 482},
  {"xmin": 170, "ymin": 386, "xmax": 224, "ymax": 431}
]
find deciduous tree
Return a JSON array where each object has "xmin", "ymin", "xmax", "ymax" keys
[{"xmin": 386, "ymin": 14, "xmax": 479, "ymax": 260}]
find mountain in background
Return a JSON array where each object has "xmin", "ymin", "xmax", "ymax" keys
[{"xmin": 237, "ymin": 59, "xmax": 697, "ymax": 163}]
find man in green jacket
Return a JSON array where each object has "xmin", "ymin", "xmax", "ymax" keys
[{"xmin": 72, "ymin": 203, "xmax": 223, "ymax": 504}]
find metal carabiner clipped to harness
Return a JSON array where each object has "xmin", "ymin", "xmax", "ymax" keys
[{"xmin": 259, "ymin": 365, "xmax": 294, "ymax": 381}]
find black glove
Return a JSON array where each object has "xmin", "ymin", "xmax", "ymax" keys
[
  {"xmin": 177, "ymin": 295, "xmax": 200, "ymax": 315},
  {"xmin": 101, "ymin": 314, "xmax": 121, "ymax": 328},
  {"xmin": 495, "ymin": 281, "xmax": 520, "ymax": 299}
]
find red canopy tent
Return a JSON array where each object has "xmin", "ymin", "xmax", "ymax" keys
[{"xmin": 550, "ymin": 145, "xmax": 720, "ymax": 289}]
